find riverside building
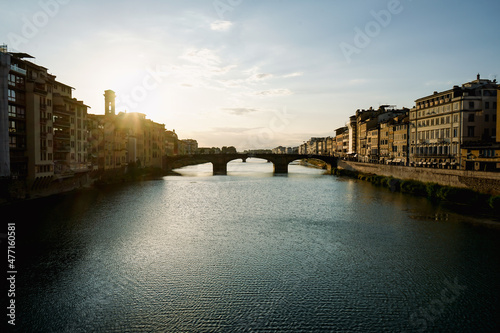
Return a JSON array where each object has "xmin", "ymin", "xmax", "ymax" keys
[
  {"xmin": 409, "ymin": 75, "xmax": 498, "ymax": 169},
  {"xmin": 0, "ymin": 47, "xmax": 89, "ymax": 189},
  {"xmin": 87, "ymin": 90, "xmax": 166, "ymax": 171}
]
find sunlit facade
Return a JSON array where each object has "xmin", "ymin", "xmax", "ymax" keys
[
  {"xmin": 88, "ymin": 90, "xmax": 166, "ymax": 171},
  {"xmin": 409, "ymin": 75, "xmax": 498, "ymax": 168},
  {"xmin": 0, "ymin": 48, "xmax": 89, "ymax": 187}
]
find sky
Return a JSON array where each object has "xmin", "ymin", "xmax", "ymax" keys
[{"xmin": 1, "ymin": 0, "xmax": 499, "ymax": 150}]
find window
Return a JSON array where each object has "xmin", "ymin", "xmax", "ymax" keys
[
  {"xmin": 9, "ymin": 121, "xmax": 16, "ymax": 133},
  {"xmin": 485, "ymin": 102, "xmax": 490, "ymax": 109},
  {"xmin": 453, "ymin": 127, "xmax": 458, "ymax": 138},
  {"xmin": 468, "ymin": 114, "xmax": 475, "ymax": 122},
  {"xmin": 467, "ymin": 126, "xmax": 475, "ymax": 137},
  {"xmin": 469, "ymin": 101, "xmax": 474, "ymax": 109},
  {"xmin": 8, "ymin": 74, "xmax": 16, "ymax": 86},
  {"xmin": 485, "ymin": 114, "xmax": 489, "ymax": 122},
  {"xmin": 8, "ymin": 105, "xmax": 16, "ymax": 117},
  {"xmin": 8, "ymin": 89, "xmax": 15, "ymax": 102}
]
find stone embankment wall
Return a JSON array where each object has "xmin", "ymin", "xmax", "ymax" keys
[{"xmin": 338, "ymin": 160, "xmax": 500, "ymax": 196}]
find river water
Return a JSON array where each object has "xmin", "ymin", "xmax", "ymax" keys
[{"xmin": 5, "ymin": 160, "xmax": 500, "ymax": 332}]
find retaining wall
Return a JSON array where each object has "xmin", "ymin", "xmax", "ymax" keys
[{"xmin": 338, "ymin": 160, "xmax": 500, "ymax": 196}]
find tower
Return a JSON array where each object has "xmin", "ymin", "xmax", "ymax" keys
[{"xmin": 104, "ymin": 89, "xmax": 116, "ymax": 116}]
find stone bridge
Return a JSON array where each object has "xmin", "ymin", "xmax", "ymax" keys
[{"xmin": 164, "ymin": 153, "xmax": 338, "ymax": 175}]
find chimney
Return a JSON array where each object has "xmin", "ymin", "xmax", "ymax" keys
[{"xmin": 477, "ymin": 73, "xmax": 480, "ymax": 80}]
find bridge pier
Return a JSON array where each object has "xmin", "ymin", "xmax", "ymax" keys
[
  {"xmin": 272, "ymin": 156, "xmax": 290, "ymax": 174},
  {"xmin": 212, "ymin": 161, "xmax": 227, "ymax": 175},
  {"xmin": 273, "ymin": 161, "xmax": 288, "ymax": 174}
]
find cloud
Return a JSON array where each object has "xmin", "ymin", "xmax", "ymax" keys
[
  {"xmin": 222, "ymin": 108, "xmax": 259, "ymax": 115},
  {"xmin": 211, "ymin": 20, "xmax": 233, "ymax": 31},
  {"xmin": 253, "ymin": 89, "xmax": 293, "ymax": 96},
  {"xmin": 247, "ymin": 73, "xmax": 274, "ymax": 82},
  {"xmin": 172, "ymin": 48, "xmax": 237, "ymax": 88},
  {"xmin": 283, "ymin": 72, "xmax": 303, "ymax": 78},
  {"xmin": 180, "ymin": 48, "xmax": 221, "ymax": 68}
]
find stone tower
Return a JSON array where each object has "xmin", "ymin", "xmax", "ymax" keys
[{"xmin": 104, "ymin": 89, "xmax": 116, "ymax": 116}]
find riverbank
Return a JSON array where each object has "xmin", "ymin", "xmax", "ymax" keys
[
  {"xmin": 299, "ymin": 159, "xmax": 328, "ymax": 169},
  {"xmin": 0, "ymin": 159, "xmax": 211, "ymax": 206},
  {"xmin": 331, "ymin": 166, "xmax": 500, "ymax": 216}
]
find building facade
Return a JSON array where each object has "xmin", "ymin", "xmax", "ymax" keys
[
  {"xmin": 88, "ymin": 90, "xmax": 167, "ymax": 170},
  {"xmin": 409, "ymin": 75, "xmax": 498, "ymax": 168},
  {"xmin": 1, "ymin": 48, "xmax": 89, "ymax": 188}
]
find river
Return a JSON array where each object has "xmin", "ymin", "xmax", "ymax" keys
[{"xmin": 4, "ymin": 160, "xmax": 500, "ymax": 332}]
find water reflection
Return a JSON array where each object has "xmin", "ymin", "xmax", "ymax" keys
[{"xmin": 6, "ymin": 161, "xmax": 500, "ymax": 332}]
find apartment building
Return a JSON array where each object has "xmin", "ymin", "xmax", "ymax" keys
[
  {"xmin": 1, "ymin": 48, "xmax": 89, "ymax": 188},
  {"xmin": 409, "ymin": 75, "xmax": 498, "ymax": 168},
  {"xmin": 334, "ymin": 126, "xmax": 347, "ymax": 157},
  {"xmin": 164, "ymin": 130, "xmax": 179, "ymax": 156},
  {"xmin": 378, "ymin": 118, "xmax": 392, "ymax": 164},
  {"xmin": 391, "ymin": 115, "xmax": 409, "ymax": 165},
  {"xmin": 366, "ymin": 127, "xmax": 379, "ymax": 163},
  {"xmin": 460, "ymin": 84, "xmax": 500, "ymax": 171},
  {"xmin": 179, "ymin": 139, "xmax": 198, "ymax": 155}
]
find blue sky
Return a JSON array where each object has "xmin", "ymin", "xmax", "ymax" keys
[{"xmin": 1, "ymin": 0, "xmax": 499, "ymax": 150}]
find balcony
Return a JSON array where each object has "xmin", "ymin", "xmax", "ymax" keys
[
  {"xmin": 53, "ymin": 120, "xmax": 70, "ymax": 128},
  {"xmin": 34, "ymin": 83, "xmax": 47, "ymax": 94},
  {"xmin": 53, "ymin": 105, "xmax": 73, "ymax": 115},
  {"xmin": 54, "ymin": 144, "xmax": 71, "ymax": 152},
  {"xmin": 10, "ymin": 64, "xmax": 26, "ymax": 75},
  {"xmin": 54, "ymin": 131, "xmax": 70, "ymax": 139},
  {"xmin": 414, "ymin": 154, "xmax": 454, "ymax": 158}
]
